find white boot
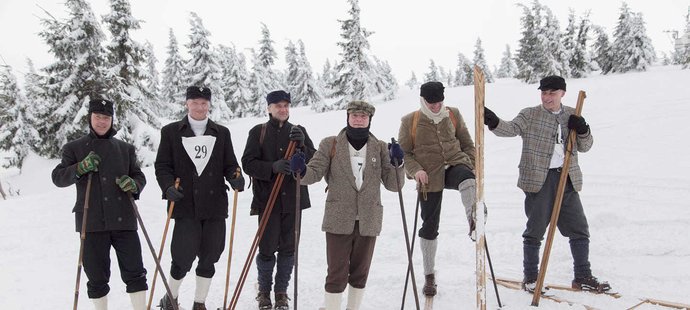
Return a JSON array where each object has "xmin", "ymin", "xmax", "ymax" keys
[
  {"xmin": 169, "ymin": 276, "xmax": 184, "ymax": 299},
  {"xmin": 91, "ymin": 295, "xmax": 108, "ymax": 310},
  {"xmin": 323, "ymin": 291, "xmax": 343, "ymax": 310},
  {"xmin": 129, "ymin": 291, "xmax": 146, "ymax": 310},
  {"xmin": 194, "ymin": 275, "xmax": 213, "ymax": 303},
  {"xmin": 345, "ymin": 285, "xmax": 365, "ymax": 310}
]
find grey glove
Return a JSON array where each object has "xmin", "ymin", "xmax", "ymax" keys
[{"xmin": 272, "ymin": 159, "xmax": 292, "ymax": 175}]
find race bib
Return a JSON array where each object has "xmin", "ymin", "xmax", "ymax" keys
[{"xmin": 182, "ymin": 136, "xmax": 217, "ymax": 175}]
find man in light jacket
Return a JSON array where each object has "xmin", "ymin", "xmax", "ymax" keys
[{"xmin": 290, "ymin": 100, "xmax": 405, "ymax": 310}]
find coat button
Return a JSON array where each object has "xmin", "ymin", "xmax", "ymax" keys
[
  {"xmin": 280, "ymin": 148, "xmax": 284, "ymax": 151},
  {"xmin": 209, "ymin": 190, "xmax": 214, "ymax": 194},
  {"xmin": 117, "ymin": 217, "xmax": 122, "ymax": 222},
  {"xmin": 209, "ymin": 172, "xmax": 213, "ymax": 176},
  {"xmin": 103, "ymin": 197, "xmax": 108, "ymax": 201},
  {"xmin": 102, "ymin": 177, "xmax": 107, "ymax": 181},
  {"xmin": 194, "ymin": 189, "xmax": 198, "ymax": 194},
  {"xmin": 118, "ymin": 197, "xmax": 122, "ymax": 201},
  {"xmin": 282, "ymin": 192, "xmax": 286, "ymax": 196}
]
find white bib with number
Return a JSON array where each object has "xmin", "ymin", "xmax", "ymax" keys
[{"xmin": 182, "ymin": 136, "xmax": 216, "ymax": 175}]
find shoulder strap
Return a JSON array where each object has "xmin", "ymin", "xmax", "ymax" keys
[
  {"xmin": 411, "ymin": 111, "xmax": 420, "ymax": 146},
  {"xmin": 447, "ymin": 107, "xmax": 458, "ymax": 128},
  {"xmin": 259, "ymin": 122, "xmax": 267, "ymax": 146},
  {"xmin": 324, "ymin": 137, "xmax": 337, "ymax": 193}
]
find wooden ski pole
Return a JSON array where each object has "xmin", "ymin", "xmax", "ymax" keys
[
  {"xmin": 473, "ymin": 65, "xmax": 487, "ymax": 310},
  {"xmin": 293, "ymin": 163, "xmax": 302, "ymax": 310},
  {"xmin": 400, "ymin": 194, "xmax": 421, "ymax": 309},
  {"xmin": 391, "ymin": 138, "xmax": 421, "ymax": 310},
  {"xmin": 221, "ymin": 169, "xmax": 242, "ymax": 310},
  {"xmin": 228, "ymin": 141, "xmax": 297, "ymax": 309},
  {"xmin": 531, "ymin": 90, "xmax": 587, "ymax": 306},
  {"xmin": 127, "ymin": 193, "xmax": 178, "ymax": 310},
  {"xmin": 147, "ymin": 177, "xmax": 180, "ymax": 310},
  {"xmin": 73, "ymin": 173, "xmax": 93, "ymax": 310}
]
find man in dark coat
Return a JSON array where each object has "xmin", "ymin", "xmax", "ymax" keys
[
  {"xmin": 241, "ymin": 90, "xmax": 315, "ymax": 310},
  {"xmin": 52, "ymin": 98, "xmax": 148, "ymax": 310},
  {"xmin": 154, "ymin": 86, "xmax": 245, "ymax": 310}
]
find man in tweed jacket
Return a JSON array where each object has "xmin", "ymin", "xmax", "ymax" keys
[
  {"xmin": 291, "ymin": 101, "xmax": 405, "ymax": 310},
  {"xmin": 484, "ymin": 75, "xmax": 610, "ymax": 293}
]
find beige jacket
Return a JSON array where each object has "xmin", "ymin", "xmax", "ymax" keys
[
  {"xmin": 398, "ymin": 107, "xmax": 476, "ymax": 192},
  {"xmin": 301, "ymin": 130, "xmax": 404, "ymax": 236}
]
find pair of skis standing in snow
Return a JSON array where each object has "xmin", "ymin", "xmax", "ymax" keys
[{"xmin": 54, "ymin": 70, "xmax": 610, "ymax": 310}]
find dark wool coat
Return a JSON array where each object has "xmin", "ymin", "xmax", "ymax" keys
[
  {"xmin": 52, "ymin": 131, "xmax": 146, "ymax": 232},
  {"xmin": 241, "ymin": 118, "xmax": 315, "ymax": 214},
  {"xmin": 154, "ymin": 117, "xmax": 242, "ymax": 219}
]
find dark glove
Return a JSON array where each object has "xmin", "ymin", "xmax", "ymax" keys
[
  {"xmin": 228, "ymin": 175, "xmax": 245, "ymax": 192},
  {"xmin": 484, "ymin": 107, "xmax": 499, "ymax": 130},
  {"xmin": 289, "ymin": 126, "xmax": 305, "ymax": 147},
  {"xmin": 116, "ymin": 175, "xmax": 138, "ymax": 193},
  {"xmin": 165, "ymin": 185, "xmax": 184, "ymax": 202},
  {"xmin": 568, "ymin": 115, "xmax": 589, "ymax": 134},
  {"xmin": 77, "ymin": 151, "xmax": 101, "ymax": 176},
  {"xmin": 388, "ymin": 140, "xmax": 404, "ymax": 167},
  {"xmin": 272, "ymin": 159, "xmax": 292, "ymax": 175},
  {"xmin": 290, "ymin": 151, "xmax": 307, "ymax": 177}
]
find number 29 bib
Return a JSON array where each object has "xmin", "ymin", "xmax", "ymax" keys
[{"xmin": 182, "ymin": 136, "xmax": 217, "ymax": 176}]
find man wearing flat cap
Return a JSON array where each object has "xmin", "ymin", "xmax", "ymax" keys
[
  {"xmin": 241, "ymin": 90, "xmax": 316, "ymax": 309},
  {"xmin": 52, "ymin": 98, "xmax": 149, "ymax": 310},
  {"xmin": 483, "ymin": 75, "xmax": 611, "ymax": 293},
  {"xmin": 397, "ymin": 81, "xmax": 480, "ymax": 297},
  {"xmin": 290, "ymin": 100, "xmax": 405, "ymax": 310},
  {"xmin": 155, "ymin": 86, "xmax": 245, "ymax": 310}
]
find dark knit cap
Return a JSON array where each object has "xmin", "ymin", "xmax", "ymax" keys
[
  {"xmin": 88, "ymin": 99, "xmax": 114, "ymax": 116},
  {"xmin": 420, "ymin": 81, "xmax": 445, "ymax": 103},
  {"xmin": 186, "ymin": 86, "xmax": 212, "ymax": 101},
  {"xmin": 266, "ymin": 90, "xmax": 291, "ymax": 105},
  {"xmin": 538, "ymin": 76, "xmax": 566, "ymax": 91}
]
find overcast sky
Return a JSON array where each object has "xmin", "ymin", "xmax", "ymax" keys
[{"xmin": 1, "ymin": 0, "xmax": 688, "ymax": 84}]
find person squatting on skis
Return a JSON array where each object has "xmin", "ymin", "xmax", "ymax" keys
[
  {"xmin": 289, "ymin": 100, "xmax": 406, "ymax": 310},
  {"xmin": 397, "ymin": 81, "xmax": 482, "ymax": 297},
  {"xmin": 241, "ymin": 90, "xmax": 316, "ymax": 310},
  {"xmin": 154, "ymin": 86, "xmax": 245, "ymax": 310},
  {"xmin": 52, "ymin": 99, "xmax": 148, "ymax": 310},
  {"xmin": 483, "ymin": 75, "xmax": 611, "ymax": 293}
]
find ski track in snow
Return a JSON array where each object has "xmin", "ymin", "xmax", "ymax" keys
[{"xmin": 1, "ymin": 66, "xmax": 690, "ymax": 309}]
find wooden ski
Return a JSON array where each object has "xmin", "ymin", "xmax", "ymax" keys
[
  {"xmin": 473, "ymin": 65, "xmax": 487, "ymax": 310},
  {"xmin": 494, "ymin": 278, "xmax": 598, "ymax": 310}
]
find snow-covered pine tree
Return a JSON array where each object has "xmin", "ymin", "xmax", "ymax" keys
[
  {"xmin": 540, "ymin": 7, "xmax": 569, "ymax": 78},
  {"xmin": 572, "ymin": 12, "xmax": 593, "ymax": 77},
  {"xmin": 473, "ymin": 37, "xmax": 494, "ymax": 82},
  {"xmin": 611, "ymin": 3, "xmax": 656, "ymax": 73},
  {"xmin": 0, "ymin": 66, "xmax": 40, "ymax": 169},
  {"xmin": 247, "ymin": 49, "xmax": 274, "ymax": 116},
  {"xmin": 682, "ymin": 11, "xmax": 690, "ymax": 68},
  {"xmin": 143, "ymin": 41, "xmax": 162, "ymax": 106},
  {"xmin": 425, "ymin": 59, "xmax": 440, "ymax": 82},
  {"xmin": 515, "ymin": 0, "xmax": 545, "ymax": 83},
  {"xmin": 438, "ymin": 66, "xmax": 448, "ymax": 86},
  {"xmin": 370, "ymin": 56, "xmax": 397, "ymax": 101},
  {"xmin": 319, "ymin": 59, "xmax": 336, "ymax": 97},
  {"xmin": 23, "ymin": 59, "xmax": 49, "ymax": 127},
  {"xmin": 102, "ymin": 0, "xmax": 161, "ymax": 164},
  {"xmin": 294, "ymin": 40, "xmax": 326, "ymax": 107},
  {"xmin": 454, "ymin": 52, "xmax": 473, "ymax": 86},
  {"xmin": 405, "ymin": 71, "xmax": 418, "ymax": 90},
  {"xmin": 446, "ymin": 68, "xmax": 454, "ymax": 87},
  {"xmin": 562, "ymin": 10, "xmax": 578, "ymax": 73},
  {"xmin": 284, "ymin": 40, "xmax": 300, "ymax": 101},
  {"xmin": 185, "ymin": 12, "xmax": 233, "ymax": 121},
  {"xmin": 37, "ymin": 0, "xmax": 107, "ymax": 157},
  {"xmin": 161, "ymin": 28, "xmax": 187, "ymax": 118},
  {"xmin": 258, "ymin": 22, "xmax": 283, "ymax": 91},
  {"xmin": 331, "ymin": 0, "xmax": 376, "ymax": 109},
  {"xmin": 218, "ymin": 44, "xmax": 247, "ymax": 115},
  {"xmin": 592, "ymin": 25, "xmax": 614, "ymax": 74},
  {"xmin": 227, "ymin": 48, "xmax": 252, "ymax": 117},
  {"xmin": 495, "ymin": 45, "xmax": 517, "ymax": 78}
]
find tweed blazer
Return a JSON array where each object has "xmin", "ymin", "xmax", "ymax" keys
[
  {"xmin": 491, "ymin": 104, "xmax": 593, "ymax": 193},
  {"xmin": 398, "ymin": 107, "xmax": 476, "ymax": 192},
  {"xmin": 301, "ymin": 129, "xmax": 404, "ymax": 236}
]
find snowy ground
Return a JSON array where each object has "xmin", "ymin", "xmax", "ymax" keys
[{"xmin": 2, "ymin": 66, "xmax": 690, "ymax": 309}]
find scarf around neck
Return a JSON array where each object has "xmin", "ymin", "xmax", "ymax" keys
[{"xmin": 419, "ymin": 97, "xmax": 449, "ymax": 124}]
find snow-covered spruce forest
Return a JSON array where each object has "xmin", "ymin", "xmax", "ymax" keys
[{"xmin": 0, "ymin": 0, "xmax": 688, "ymax": 170}]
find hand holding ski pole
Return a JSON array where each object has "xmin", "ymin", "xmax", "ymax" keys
[{"xmin": 388, "ymin": 138, "xmax": 404, "ymax": 167}]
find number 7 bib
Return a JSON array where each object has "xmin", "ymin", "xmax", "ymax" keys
[{"xmin": 182, "ymin": 136, "xmax": 217, "ymax": 175}]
